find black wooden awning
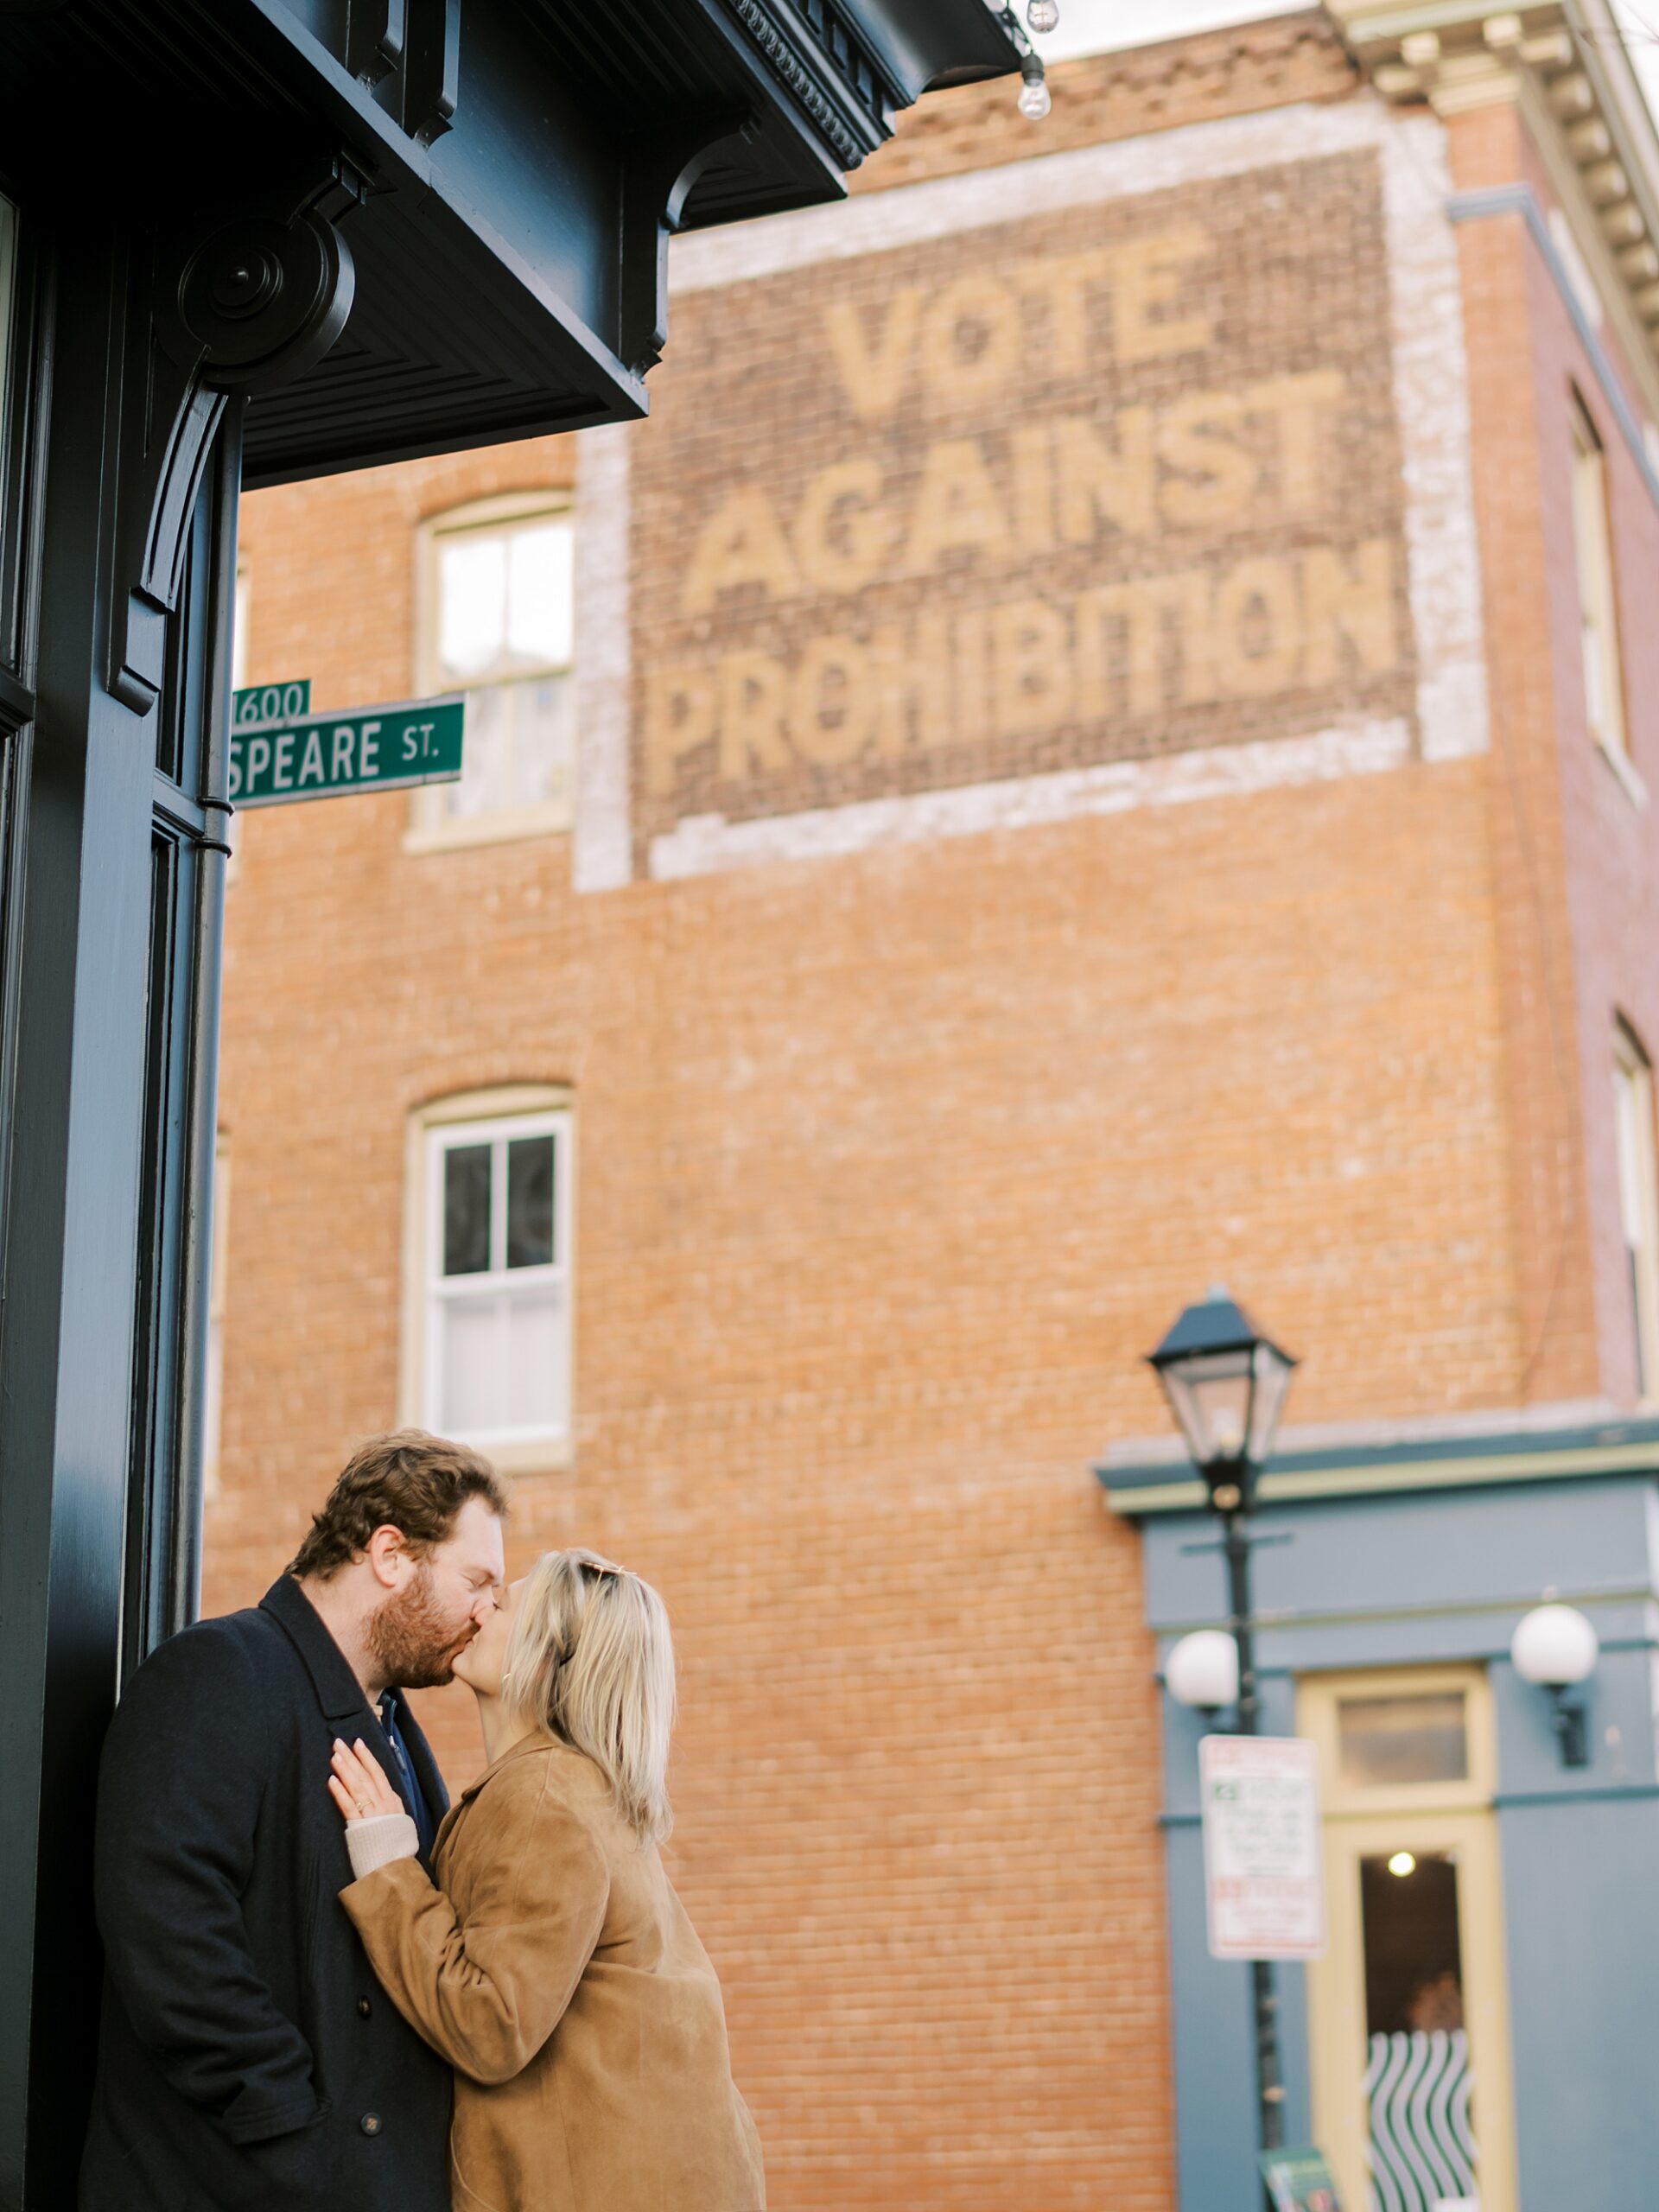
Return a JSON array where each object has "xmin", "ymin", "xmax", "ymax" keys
[{"xmin": 0, "ymin": 0, "xmax": 1018, "ymax": 484}]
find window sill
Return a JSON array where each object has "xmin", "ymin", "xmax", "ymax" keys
[
  {"xmin": 403, "ymin": 803, "xmax": 573, "ymax": 856},
  {"xmin": 1595, "ymin": 734, "xmax": 1649, "ymax": 810},
  {"xmin": 473, "ymin": 1435, "xmax": 574, "ymax": 1477}
]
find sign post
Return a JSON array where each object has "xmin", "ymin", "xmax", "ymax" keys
[
  {"xmin": 1199, "ymin": 1734, "xmax": 1325, "ymax": 1962},
  {"xmin": 226, "ymin": 694, "xmax": 464, "ymax": 808}
]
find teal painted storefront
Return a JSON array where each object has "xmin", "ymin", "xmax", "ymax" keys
[{"xmin": 1098, "ymin": 1412, "xmax": 1659, "ymax": 2212}]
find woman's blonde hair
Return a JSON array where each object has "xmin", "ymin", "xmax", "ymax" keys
[{"xmin": 501, "ymin": 1548, "xmax": 676, "ymax": 1842}]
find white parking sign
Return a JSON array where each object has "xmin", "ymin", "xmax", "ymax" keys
[{"xmin": 1200, "ymin": 1735, "xmax": 1325, "ymax": 1961}]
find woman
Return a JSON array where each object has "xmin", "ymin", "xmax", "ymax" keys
[{"xmin": 328, "ymin": 1548, "xmax": 766, "ymax": 2212}]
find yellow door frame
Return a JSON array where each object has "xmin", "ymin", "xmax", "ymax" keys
[{"xmin": 1298, "ymin": 1669, "xmax": 1518, "ymax": 2212}]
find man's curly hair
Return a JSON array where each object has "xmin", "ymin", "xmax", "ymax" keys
[{"xmin": 289, "ymin": 1429, "xmax": 507, "ymax": 1580}]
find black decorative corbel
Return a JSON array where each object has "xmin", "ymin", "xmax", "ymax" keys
[
  {"xmin": 346, "ymin": 0, "xmax": 406, "ymax": 85},
  {"xmin": 107, "ymin": 164, "xmax": 363, "ymax": 715},
  {"xmin": 341, "ymin": 0, "xmax": 456, "ymax": 142},
  {"xmin": 401, "ymin": 0, "xmax": 460, "ymax": 145},
  {"xmin": 620, "ymin": 113, "xmax": 753, "ymax": 377}
]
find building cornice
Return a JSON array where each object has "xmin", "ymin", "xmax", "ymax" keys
[
  {"xmin": 1328, "ymin": 3, "xmax": 1659, "ymax": 409},
  {"xmin": 1096, "ymin": 1401, "xmax": 1659, "ymax": 1514}
]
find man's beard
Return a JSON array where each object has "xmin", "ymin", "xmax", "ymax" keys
[{"xmin": 365, "ymin": 1564, "xmax": 472, "ymax": 1689}]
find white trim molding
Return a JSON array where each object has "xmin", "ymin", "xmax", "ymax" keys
[
  {"xmin": 572, "ymin": 423, "xmax": 633, "ymax": 893},
  {"xmin": 651, "ymin": 718, "xmax": 1413, "ymax": 877}
]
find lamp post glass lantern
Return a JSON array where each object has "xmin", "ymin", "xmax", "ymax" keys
[
  {"xmin": 1147, "ymin": 1286, "xmax": 1296, "ymax": 1510},
  {"xmin": 1147, "ymin": 1287, "xmax": 1298, "ymax": 2204}
]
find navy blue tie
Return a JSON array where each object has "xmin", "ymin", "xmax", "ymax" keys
[{"xmin": 378, "ymin": 1694, "xmax": 435, "ymax": 1858}]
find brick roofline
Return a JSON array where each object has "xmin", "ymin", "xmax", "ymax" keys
[{"xmin": 851, "ymin": 7, "xmax": 1357, "ymax": 194}]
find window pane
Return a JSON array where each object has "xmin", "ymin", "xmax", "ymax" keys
[
  {"xmin": 438, "ymin": 672, "xmax": 573, "ymax": 822},
  {"xmin": 1571, "ymin": 400, "xmax": 1624, "ymax": 753},
  {"xmin": 506, "ymin": 1135, "xmax": 556, "ymax": 1268},
  {"xmin": 506, "ymin": 520, "xmax": 574, "ymax": 666},
  {"xmin": 437, "ymin": 534, "xmax": 508, "ymax": 679},
  {"xmin": 441, "ymin": 1290, "xmax": 503, "ymax": 1433},
  {"xmin": 1338, "ymin": 1693, "xmax": 1468, "ymax": 1788},
  {"xmin": 1359, "ymin": 1853, "xmax": 1479, "ymax": 2206},
  {"xmin": 506, "ymin": 1283, "xmax": 565, "ymax": 1430},
  {"xmin": 435, "ymin": 517, "xmax": 572, "ymax": 690},
  {"xmin": 1362, "ymin": 1850, "xmax": 1464, "ymax": 2036},
  {"xmin": 442, "ymin": 1143, "xmax": 492, "ymax": 1275}
]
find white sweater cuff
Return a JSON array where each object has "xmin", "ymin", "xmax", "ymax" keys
[{"xmin": 346, "ymin": 1812, "xmax": 420, "ymax": 1878}]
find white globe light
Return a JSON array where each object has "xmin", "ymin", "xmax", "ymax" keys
[
  {"xmin": 1165, "ymin": 1630, "xmax": 1240, "ymax": 1713},
  {"xmin": 1027, "ymin": 0, "xmax": 1060, "ymax": 30},
  {"xmin": 1510, "ymin": 1603, "xmax": 1599, "ymax": 1688},
  {"xmin": 1017, "ymin": 77, "xmax": 1052, "ymax": 119}
]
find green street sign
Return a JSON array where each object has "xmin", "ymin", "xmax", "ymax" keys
[
  {"xmin": 228, "ymin": 696, "xmax": 465, "ymax": 809},
  {"xmin": 232, "ymin": 678, "xmax": 311, "ymax": 729}
]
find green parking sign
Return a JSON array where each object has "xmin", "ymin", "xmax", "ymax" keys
[{"xmin": 227, "ymin": 695, "xmax": 464, "ymax": 809}]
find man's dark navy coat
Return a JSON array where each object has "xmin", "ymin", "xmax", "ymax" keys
[{"xmin": 79, "ymin": 1575, "xmax": 454, "ymax": 2212}]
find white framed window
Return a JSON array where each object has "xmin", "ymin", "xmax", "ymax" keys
[
  {"xmin": 409, "ymin": 493, "xmax": 575, "ymax": 850},
  {"xmin": 405, "ymin": 1090, "xmax": 573, "ymax": 1463},
  {"xmin": 1569, "ymin": 390, "xmax": 1630, "ymax": 769},
  {"xmin": 1613, "ymin": 1020, "xmax": 1659, "ymax": 1399},
  {"xmin": 202, "ymin": 1141, "xmax": 231, "ymax": 1498}
]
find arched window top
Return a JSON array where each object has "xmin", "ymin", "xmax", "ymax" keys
[{"xmin": 1615, "ymin": 1013, "xmax": 1650, "ymax": 1073}]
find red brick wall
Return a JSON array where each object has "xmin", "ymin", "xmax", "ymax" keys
[
  {"xmin": 637, "ymin": 149, "xmax": 1410, "ymax": 862},
  {"xmin": 861, "ymin": 10, "xmax": 1356, "ymax": 192},
  {"xmin": 201, "ymin": 45, "xmax": 1655, "ymax": 2212},
  {"xmin": 212, "ymin": 747, "xmax": 1511, "ymax": 2209},
  {"xmin": 1449, "ymin": 97, "xmax": 1659, "ymax": 1405}
]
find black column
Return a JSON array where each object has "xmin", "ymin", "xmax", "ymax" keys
[{"xmin": 0, "ymin": 218, "xmax": 238, "ymax": 2211}]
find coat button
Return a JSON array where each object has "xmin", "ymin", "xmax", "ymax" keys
[
  {"xmin": 356, "ymin": 1996, "xmax": 372, "ymax": 2019},
  {"xmin": 359, "ymin": 2113, "xmax": 382, "ymax": 2137}
]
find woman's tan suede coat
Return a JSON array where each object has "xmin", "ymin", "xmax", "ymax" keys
[{"xmin": 340, "ymin": 1735, "xmax": 766, "ymax": 2212}]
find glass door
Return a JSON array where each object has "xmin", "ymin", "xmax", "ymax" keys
[
  {"xmin": 1358, "ymin": 1839, "xmax": 1476, "ymax": 2210},
  {"xmin": 1300, "ymin": 1671, "xmax": 1517, "ymax": 2212}
]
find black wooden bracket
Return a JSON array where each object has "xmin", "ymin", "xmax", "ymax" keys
[
  {"xmin": 620, "ymin": 112, "xmax": 754, "ymax": 378},
  {"xmin": 346, "ymin": 0, "xmax": 406, "ymax": 85},
  {"xmin": 106, "ymin": 162, "xmax": 365, "ymax": 715},
  {"xmin": 402, "ymin": 0, "xmax": 461, "ymax": 145},
  {"xmin": 340, "ymin": 0, "xmax": 455, "ymax": 143}
]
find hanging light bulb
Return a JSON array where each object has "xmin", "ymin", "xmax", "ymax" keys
[
  {"xmin": 1027, "ymin": 0, "xmax": 1059, "ymax": 30},
  {"xmin": 1017, "ymin": 58, "xmax": 1051, "ymax": 118}
]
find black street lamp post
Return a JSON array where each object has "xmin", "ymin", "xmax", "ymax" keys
[{"xmin": 1147, "ymin": 1287, "xmax": 1299, "ymax": 2210}]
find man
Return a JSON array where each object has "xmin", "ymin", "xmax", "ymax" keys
[{"xmin": 79, "ymin": 1429, "xmax": 508, "ymax": 2212}]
